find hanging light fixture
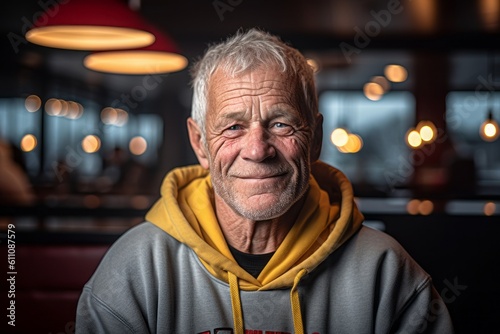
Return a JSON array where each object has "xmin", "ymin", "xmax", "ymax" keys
[
  {"xmin": 84, "ymin": 25, "xmax": 188, "ymax": 75},
  {"xmin": 480, "ymin": 51, "xmax": 500, "ymax": 142},
  {"xmin": 480, "ymin": 110, "xmax": 500, "ymax": 142},
  {"xmin": 25, "ymin": 0, "xmax": 155, "ymax": 51}
]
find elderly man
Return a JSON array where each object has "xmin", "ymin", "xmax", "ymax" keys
[{"xmin": 76, "ymin": 29, "xmax": 453, "ymax": 333}]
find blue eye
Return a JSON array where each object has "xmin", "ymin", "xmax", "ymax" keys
[
  {"xmin": 274, "ymin": 122, "xmax": 288, "ymax": 128},
  {"xmin": 228, "ymin": 125, "xmax": 241, "ymax": 131},
  {"xmin": 271, "ymin": 122, "xmax": 294, "ymax": 135}
]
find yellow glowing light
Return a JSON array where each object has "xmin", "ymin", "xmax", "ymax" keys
[
  {"xmin": 101, "ymin": 107, "xmax": 128, "ymax": 126},
  {"xmin": 485, "ymin": 123, "xmax": 497, "ymax": 136},
  {"xmin": 480, "ymin": 119, "xmax": 499, "ymax": 141},
  {"xmin": 407, "ymin": 199, "xmax": 420, "ymax": 215},
  {"xmin": 338, "ymin": 133, "xmax": 363, "ymax": 153},
  {"xmin": 129, "ymin": 136, "xmax": 148, "ymax": 155},
  {"xmin": 417, "ymin": 121, "xmax": 437, "ymax": 143},
  {"xmin": 363, "ymin": 82, "xmax": 384, "ymax": 101},
  {"xmin": 45, "ymin": 98, "xmax": 62, "ymax": 116},
  {"xmin": 406, "ymin": 129, "xmax": 423, "ymax": 148},
  {"xmin": 484, "ymin": 202, "xmax": 496, "ymax": 216},
  {"xmin": 84, "ymin": 51, "xmax": 188, "ymax": 75},
  {"xmin": 59, "ymin": 100, "xmax": 69, "ymax": 117},
  {"xmin": 101, "ymin": 107, "xmax": 118, "ymax": 125},
  {"xmin": 26, "ymin": 26, "xmax": 155, "ymax": 51},
  {"xmin": 20, "ymin": 134, "xmax": 37, "ymax": 152},
  {"xmin": 348, "ymin": 134, "xmax": 363, "ymax": 153},
  {"xmin": 420, "ymin": 126, "xmax": 434, "ymax": 141},
  {"xmin": 115, "ymin": 108, "xmax": 129, "ymax": 126},
  {"xmin": 82, "ymin": 135, "xmax": 101, "ymax": 153},
  {"xmin": 66, "ymin": 101, "xmax": 84, "ymax": 119},
  {"xmin": 331, "ymin": 128, "xmax": 349, "ymax": 147},
  {"xmin": 25, "ymin": 95, "xmax": 42, "ymax": 112},
  {"xmin": 384, "ymin": 64, "xmax": 408, "ymax": 83},
  {"xmin": 419, "ymin": 200, "xmax": 434, "ymax": 215},
  {"xmin": 370, "ymin": 76, "xmax": 391, "ymax": 93},
  {"xmin": 45, "ymin": 99, "xmax": 83, "ymax": 119}
]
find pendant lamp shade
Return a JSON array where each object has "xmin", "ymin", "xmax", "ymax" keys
[
  {"xmin": 84, "ymin": 25, "xmax": 188, "ymax": 75},
  {"xmin": 25, "ymin": 0, "xmax": 155, "ymax": 51}
]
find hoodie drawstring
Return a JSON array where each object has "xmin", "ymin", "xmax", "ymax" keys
[
  {"xmin": 290, "ymin": 269, "xmax": 308, "ymax": 334},
  {"xmin": 228, "ymin": 272, "xmax": 244, "ymax": 334},
  {"xmin": 229, "ymin": 269, "xmax": 307, "ymax": 334}
]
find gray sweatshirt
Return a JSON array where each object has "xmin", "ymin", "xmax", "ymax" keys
[{"xmin": 76, "ymin": 163, "xmax": 454, "ymax": 333}]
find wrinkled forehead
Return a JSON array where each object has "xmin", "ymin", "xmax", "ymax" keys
[{"xmin": 207, "ymin": 65, "xmax": 301, "ymax": 103}]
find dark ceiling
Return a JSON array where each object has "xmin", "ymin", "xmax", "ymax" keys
[
  {"xmin": 1, "ymin": 0, "xmax": 500, "ymax": 96},
  {"xmin": 4, "ymin": 0, "xmax": 500, "ymax": 55},
  {"xmin": 139, "ymin": 0, "xmax": 500, "ymax": 53}
]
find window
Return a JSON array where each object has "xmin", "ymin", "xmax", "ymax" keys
[
  {"xmin": 0, "ymin": 96, "xmax": 163, "ymax": 184},
  {"xmin": 319, "ymin": 91, "xmax": 415, "ymax": 193},
  {"xmin": 446, "ymin": 92, "xmax": 500, "ymax": 193}
]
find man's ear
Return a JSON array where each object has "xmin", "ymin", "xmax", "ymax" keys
[
  {"xmin": 187, "ymin": 117, "xmax": 209, "ymax": 169},
  {"xmin": 311, "ymin": 113, "xmax": 323, "ymax": 162}
]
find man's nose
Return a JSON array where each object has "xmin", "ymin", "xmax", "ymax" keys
[{"xmin": 240, "ymin": 126, "xmax": 276, "ymax": 162}]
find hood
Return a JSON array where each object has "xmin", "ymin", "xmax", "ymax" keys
[{"xmin": 146, "ymin": 160, "xmax": 364, "ymax": 290}]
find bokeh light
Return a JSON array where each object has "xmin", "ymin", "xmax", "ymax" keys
[
  {"xmin": 338, "ymin": 133, "xmax": 363, "ymax": 153},
  {"xmin": 101, "ymin": 107, "xmax": 128, "ymax": 126},
  {"xmin": 419, "ymin": 200, "xmax": 434, "ymax": 215},
  {"xmin": 66, "ymin": 101, "xmax": 84, "ymax": 119},
  {"xmin": 406, "ymin": 128, "xmax": 423, "ymax": 148},
  {"xmin": 129, "ymin": 136, "xmax": 148, "ymax": 155},
  {"xmin": 484, "ymin": 202, "xmax": 496, "ymax": 216},
  {"xmin": 45, "ymin": 98, "xmax": 62, "ymax": 116},
  {"xmin": 417, "ymin": 121, "xmax": 437, "ymax": 143},
  {"xmin": 384, "ymin": 64, "xmax": 408, "ymax": 83},
  {"xmin": 363, "ymin": 82, "xmax": 384, "ymax": 101},
  {"xmin": 59, "ymin": 100, "xmax": 69, "ymax": 117},
  {"xmin": 82, "ymin": 135, "xmax": 101, "ymax": 153},
  {"xmin": 480, "ymin": 119, "xmax": 499, "ymax": 141},
  {"xmin": 371, "ymin": 76, "xmax": 391, "ymax": 93},
  {"xmin": 331, "ymin": 128, "xmax": 349, "ymax": 147},
  {"xmin": 25, "ymin": 95, "xmax": 42, "ymax": 112},
  {"xmin": 407, "ymin": 199, "xmax": 420, "ymax": 215},
  {"xmin": 45, "ymin": 98, "xmax": 84, "ymax": 119},
  {"xmin": 20, "ymin": 134, "xmax": 37, "ymax": 152},
  {"xmin": 407, "ymin": 199, "xmax": 434, "ymax": 215}
]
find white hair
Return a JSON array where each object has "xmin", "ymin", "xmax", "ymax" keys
[{"xmin": 190, "ymin": 28, "xmax": 318, "ymax": 141}]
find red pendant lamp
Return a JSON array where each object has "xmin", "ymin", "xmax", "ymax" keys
[
  {"xmin": 25, "ymin": 0, "xmax": 155, "ymax": 51},
  {"xmin": 84, "ymin": 24, "xmax": 188, "ymax": 75}
]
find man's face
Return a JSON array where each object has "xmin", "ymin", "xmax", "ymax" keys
[{"xmin": 194, "ymin": 67, "xmax": 320, "ymax": 221}]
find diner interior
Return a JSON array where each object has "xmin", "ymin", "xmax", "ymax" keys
[{"xmin": 1, "ymin": 0, "xmax": 499, "ymax": 333}]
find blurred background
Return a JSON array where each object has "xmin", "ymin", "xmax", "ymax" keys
[{"xmin": 0, "ymin": 0, "xmax": 499, "ymax": 333}]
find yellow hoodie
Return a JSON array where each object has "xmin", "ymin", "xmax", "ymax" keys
[{"xmin": 146, "ymin": 160, "xmax": 364, "ymax": 333}]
